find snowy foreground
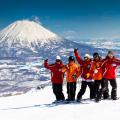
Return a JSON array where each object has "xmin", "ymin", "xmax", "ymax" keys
[{"xmin": 0, "ymin": 78, "xmax": 120, "ymax": 120}]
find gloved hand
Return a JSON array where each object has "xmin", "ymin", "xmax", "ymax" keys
[
  {"xmin": 44, "ymin": 59, "xmax": 48, "ymax": 62},
  {"xmin": 74, "ymin": 48, "xmax": 78, "ymax": 52},
  {"xmin": 85, "ymin": 73, "xmax": 90, "ymax": 79},
  {"xmin": 94, "ymin": 69, "xmax": 98, "ymax": 74},
  {"xmin": 65, "ymin": 65, "xmax": 69, "ymax": 69},
  {"xmin": 72, "ymin": 74, "xmax": 77, "ymax": 79}
]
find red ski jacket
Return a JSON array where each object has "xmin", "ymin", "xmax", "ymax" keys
[
  {"xmin": 102, "ymin": 57, "xmax": 120, "ymax": 79},
  {"xmin": 74, "ymin": 50, "xmax": 93, "ymax": 80},
  {"xmin": 44, "ymin": 60, "xmax": 65, "ymax": 84}
]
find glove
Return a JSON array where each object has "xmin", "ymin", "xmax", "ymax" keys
[
  {"xmin": 74, "ymin": 48, "xmax": 78, "ymax": 52},
  {"xmin": 44, "ymin": 59, "xmax": 48, "ymax": 62},
  {"xmin": 94, "ymin": 69, "xmax": 98, "ymax": 74},
  {"xmin": 72, "ymin": 74, "xmax": 77, "ymax": 79},
  {"xmin": 65, "ymin": 65, "xmax": 69, "ymax": 69},
  {"xmin": 85, "ymin": 73, "xmax": 90, "ymax": 79}
]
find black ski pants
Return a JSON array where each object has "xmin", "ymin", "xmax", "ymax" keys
[
  {"xmin": 52, "ymin": 83, "xmax": 65, "ymax": 101},
  {"xmin": 67, "ymin": 82, "xmax": 76, "ymax": 101},
  {"xmin": 94, "ymin": 80, "xmax": 102, "ymax": 98},
  {"xmin": 98, "ymin": 79, "xmax": 117, "ymax": 99},
  {"xmin": 77, "ymin": 81, "xmax": 94, "ymax": 100}
]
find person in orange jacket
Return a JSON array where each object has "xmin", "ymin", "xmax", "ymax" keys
[
  {"xmin": 44, "ymin": 56, "xmax": 65, "ymax": 102},
  {"xmin": 98, "ymin": 51, "xmax": 120, "ymax": 100},
  {"xmin": 74, "ymin": 49, "xmax": 94, "ymax": 101},
  {"xmin": 61, "ymin": 56, "xmax": 80, "ymax": 101},
  {"xmin": 89, "ymin": 52, "xmax": 103, "ymax": 102}
]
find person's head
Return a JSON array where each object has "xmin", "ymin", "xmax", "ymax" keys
[
  {"xmin": 68, "ymin": 56, "xmax": 75, "ymax": 63},
  {"xmin": 56, "ymin": 56, "xmax": 61, "ymax": 64},
  {"xmin": 93, "ymin": 52, "xmax": 100, "ymax": 61},
  {"xmin": 84, "ymin": 54, "xmax": 90, "ymax": 61},
  {"xmin": 107, "ymin": 51, "xmax": 114, "ymax": 59}
]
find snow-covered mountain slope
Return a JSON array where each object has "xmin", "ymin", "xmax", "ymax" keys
[
  {"xmin": 0, "ymin": 20, "xmax": 61, "ymax": 43},
  {"xmin": 0, "ymin": 20, "xmax": 62, "ymax": 58},
  {"xmin": 79, "ymin": 38, "xmax": 120, "ymax": 57},
  {"xmin": 0, "ymin": 20, "xmax": 95, "ymax": 59},
  {"xmin": 0, "ymin": 78, "xmax": 120, "ymax": 120}
]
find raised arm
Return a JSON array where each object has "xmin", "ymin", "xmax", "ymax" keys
[
  {"xmin": 74, "ymin": 49, "xmax": 83, "ymax": 65},
  {"xmin": 44, "ymin": 59, "xmax": 55, "ymax": 71}
]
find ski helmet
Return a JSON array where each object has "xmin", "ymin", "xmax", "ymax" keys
[
  {"xmin": 68, "ymin": 56, "xmax": 75, "ymax": 61},
  {"xmin": 56, "ymin": 56, "xmax": 61, "ymax": 60},
  {"xmin": 93, "ymin": 52, "xmax": 99, "ymax": 57},
  {"xmin": 84, "ymin": 54, "xmax": 90, "ymax": 58}
]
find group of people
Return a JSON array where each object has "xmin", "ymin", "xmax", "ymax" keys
[{"xmin": 44, "ymin": 49, "xmax": 120, "ymax": 103}]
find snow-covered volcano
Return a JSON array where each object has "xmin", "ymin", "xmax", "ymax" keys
[
  {"xmin": 0, "ymin": 20, "xmax": 63, "ymax": 58},
  {"xmin": 0, "ymin": 20, "xmax": 61, "ymax": 44},
  {"xmin": 0, "ymin": 20, "xmax": 94, "ymax": 59}
]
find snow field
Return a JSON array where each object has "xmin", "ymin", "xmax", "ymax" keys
[{"xmin": 0, "ymin": 78, "xmax": 120, "ymax": 120}]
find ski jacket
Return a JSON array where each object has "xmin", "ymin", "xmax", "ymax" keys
[
  {"xmin": 74, "ymin": 50, "xmax": 93, "ymax": 80},
  {"xmin": 102, "ymin": 57, "xmax": 120, "ymax": 79},
  {"xmin": 90, "ymin": 59, "xmax": 103, "ymax": 80},
  {"xmin": 61, "ymin": 62, "xmax": 81, "ymax": 82},
  {"xmin": 44, "ymin": 59, "xmax": 65, "ymax": 84}
]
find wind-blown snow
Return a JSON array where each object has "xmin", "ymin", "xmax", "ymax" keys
[{"xmin": 0, "ymin": 78, "xmax": 120, "ymax": 120}]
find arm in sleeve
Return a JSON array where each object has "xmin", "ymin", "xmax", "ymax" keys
[
  {"xmin": 44, "ymin": 59, "xmax": 55, "ymax": 71},
  {"xmin": 114, "ymin": 58, "xmax": 120, "ymax": 65},
  {"xmin": 60, "ymin": 65, "xmax": 68, "ymax": 73},
  {"xmin": 76, "ymin": 66, "xmax": 81, "ymax": 78},
  {"xmin": 74, "ymin": 50, "xmax": 83, "ymax": 65}
]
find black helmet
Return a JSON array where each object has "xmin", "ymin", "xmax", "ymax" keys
[
  {"xmin": 93, "ymin": 52, "xmax": 99, "ymax": 57},
  {"xmin": 68, "ymin": 56, "xmax": 75, "ymax": 61}
]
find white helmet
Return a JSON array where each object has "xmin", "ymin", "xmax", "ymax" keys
[
  {"xmin": 84, "ymin": 54, "xmax": 90, "ymax": 58},
  {"xmin": 56, "ymin": 55, "xmax": 61, "ymax": 60}
]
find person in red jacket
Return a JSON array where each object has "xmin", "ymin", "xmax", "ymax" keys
[
  {"xmin": 44, "ymin": 56, "xmax": 65, "ymax": 102},
  {"xmin": 74, "ymin": 49, "xmax": 94, "ymax": 101},
  {"xmin": 98, "ymin": 51, "xmax": 120, "ymax": 100}
]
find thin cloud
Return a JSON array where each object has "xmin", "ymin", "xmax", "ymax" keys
[
  {"xmin": 62, "ymin": 30, "xmax": 80, "ymax": 40},
  {"xmin": 32, "ymin": 16, "xmax": 42, "ymax": 25}
]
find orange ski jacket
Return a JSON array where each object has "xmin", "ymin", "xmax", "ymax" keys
[{"xmin": 62, "ymin": 62, "xmax": 81, "ymax": 82}]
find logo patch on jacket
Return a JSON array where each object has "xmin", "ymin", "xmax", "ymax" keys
[{"xmin": 112, "ymin": 63, "xmax": 117, "ymax": 67}]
